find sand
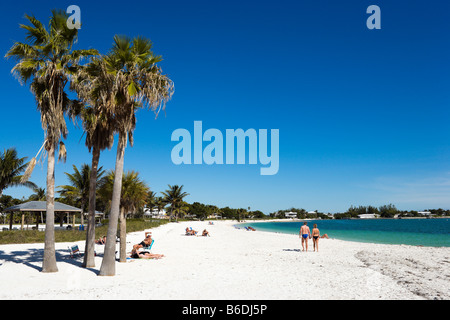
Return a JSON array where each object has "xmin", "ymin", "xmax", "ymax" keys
[{"xmin": 0, "ymin": 220, "xmax": 448, "ymax": 300}]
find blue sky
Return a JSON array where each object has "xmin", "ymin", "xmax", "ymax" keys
[{"xmin": 1, "ymin": 0, "xmax": 449, "ymax": 213}]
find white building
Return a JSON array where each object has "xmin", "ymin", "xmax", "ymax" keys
[
  {"xmin": 144, "ymin": 208, "xmax": 167, "ymax": 218},
  {"xmin": 418, "ymin": 211, "xmax": 432, "ymax": 216},
  {"xmin": 358, "ymin": 213, "xmax": 379, "ymax": 219},
  {"xmin": 285, "ymin": 211, "xmax": 297, "ymax": 218}
]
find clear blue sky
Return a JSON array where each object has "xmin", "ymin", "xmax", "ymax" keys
[{"xmin": 1, "ymin": 0, "xmax": 449, "ymax": 213}]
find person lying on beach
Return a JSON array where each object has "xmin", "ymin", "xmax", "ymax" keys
[
  {"xmin": 130, "ymin": 245, "xmax": 164, "ymax": 259},
  {"xmin": 185, "ymin": 227, "xmax": 198, "ymax": 236},
  {"xmin": 95, "ymin": 236, "xmax": 106, "ymax": 245},
  {"xmin": 312, "ymin": 224, "xmax": 320, "ymax": 252},
  {"xmin": 202, "ymin": 229, "xmax": 210, "ymax": 237}
]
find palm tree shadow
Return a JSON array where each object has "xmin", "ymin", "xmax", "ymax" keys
[{"xmin": 0, "ymin": 248, "xmax": 99, "ymax": 275}]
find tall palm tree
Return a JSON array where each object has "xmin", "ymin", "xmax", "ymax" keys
[
  {"xmin": 99, "ymin": 35, "xmax": 174, "ymax": 276},
  {"xmin": 0, "ymin": 148, "xmax": 37, "ymax": 198},
  {"xmin": 161, "ymin": 185, "xmax": 189, "ymax": 222},
  {"xmin": 98, "ymin": 170, "xmax": 149, "ymax": 262},
  {"xmin": 5, "ymin": 10, "xmax": 97, "ymax": 272},
  {"xmin": 70, "ymin": 57, "xmax": 116, "ymax": 268}
]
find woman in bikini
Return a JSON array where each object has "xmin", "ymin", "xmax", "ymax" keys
[
  {"xmin": 312, "ymin": 224, "xmax": 320, "ymax": 252},
  {"xmin": 130, "ymin": 244, "xmax": 165, "ymax": 259}
]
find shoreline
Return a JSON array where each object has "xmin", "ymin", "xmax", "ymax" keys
[
  {"xmin": 0, "ymin": 220, "xmax": 448, "ymax": 300},
  {"xmin": 237, "ymin": 218, "xmax": 450, "ymax": 248}
]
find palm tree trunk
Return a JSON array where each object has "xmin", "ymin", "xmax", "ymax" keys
[
  {"xmin": 83, "ymin": 145, "xmax": 100, "ymax": 268},
  {"xmin": 80, "ymin": 198, "xmax": 86, "ymax": 227},
  {"xmin": 9, "ymin": 212, "xmax": 13, "ymax": 230},
  {"xmin": 42, "ymin": 143, "xmax": 58, "ymax": 273},
  {"xmin": 99, "ymin": 135, "xmax": 126, "ymax": 276},
  {"xmin": 119, "ymin": 207, "xmax": 127, "ymax": 263}
]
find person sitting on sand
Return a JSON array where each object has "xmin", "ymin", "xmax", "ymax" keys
[
  {"xmin": 312, "ymin": 224, "xmax": 320, "ymax": 252},
  {"xmin": 138, "ymin": 232, "xmax": 153, "ymax": 247},
  {"xmin": 321, "ymin": 234, "xmax": 329, "ymax": 239},
  {"xmin": 202, "ymin": 229, "xmax": 210, "ymax": 237},
  {"xmin": 130, "ymin": 244, "xmax": 164, "ymax": 259},
  {"xmin": 95, "ymin": 236, "xmax": 106, "ymax": 245}
]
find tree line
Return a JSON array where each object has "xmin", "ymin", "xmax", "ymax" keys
[{"xmin": 270, "ymin": 204, "xmax": 450, "ymax": 219}]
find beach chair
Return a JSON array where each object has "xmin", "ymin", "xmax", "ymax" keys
[
  {"xmin": 68, "ymin": 244, "xmax": 82, "ymax": 258},
  {"xmin": 141, "ymin": 239, "xmax": 154, "ymax": 252}
]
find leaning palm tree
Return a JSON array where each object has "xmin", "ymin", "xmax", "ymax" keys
[
  {"xmin": 98, "ymin": 170, "xmax": 149, "ymax": 262},
  {"xmin": 161, "ymin": 184, "xmax": 189, "ymax": 222},
  {"xmin": 0, "ymin": 148, "xmax": 37, "ymax": 198},
  {"xmin": 69, "ymin": 57, "xmax": 116, "ymax": 268},
  {"xmin": 5, "ymin": 10, "xmax": 98, "ymax": 272},
  {"xmin": 99, "ymin": 35, "xmax": 174, "ymax": 276}
]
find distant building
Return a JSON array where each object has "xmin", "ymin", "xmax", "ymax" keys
[
  {"xmin": 418, "ymin": 211, "xmax": 432, "ymax": 216},
  {"xmin": 285, "ymin": 211, "xmax": 297, "ymax": 218},
  {"xmin": 144, "ymin": 208, "xmax": 167, "ymax": 218},
  {"xmin": 358, "ymin": 213, "xmax": 380, "ymax": 219}
]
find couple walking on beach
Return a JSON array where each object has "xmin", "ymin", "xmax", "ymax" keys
[{"xmin": 299, "ymin": 222, "xmax": 321, "ymax": 252}]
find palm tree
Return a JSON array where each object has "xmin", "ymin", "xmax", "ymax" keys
[
  {"xmin": 58, "ymin": 164, "xmax": 104, "ymax": 222},
  {"xmin": 99, "ymin": 35, "xmax": 174, "ymax": 276},
  {"xmin": 0, "ymin": 148, "xmax": 37, "ymax": 198},
  {"xmin": 69, "ymin": 57, "xmax": 116, "ymax": 268},
  {"xmin": 98, "ymin": 170, "xmax": 149, "ymax": 262},
  {"xmin": 155, "ymin": 196, "xmax": 166, "ymax": 216},
  {"xmin": 172, "ymin": 201, "xmax": 190, "ymax": 220},
  {"xmin": 5, "ymin": 10, "xmax": 97, "ymax": 272},
  {"xmin": 29, "ymin": 187, "xmax": 46, "ymax": 201},
  {"xmin": 146, "ymin": 191, "xmax": 157, "ymax": 216},
  {"xmin": 161, "ymin": 185, "xmax": 189, "ymax": 222}
]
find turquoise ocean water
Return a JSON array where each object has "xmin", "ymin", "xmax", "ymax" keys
[{"xmin": 239, "ymin": 218, "xmax": 450, "ymax": 247}]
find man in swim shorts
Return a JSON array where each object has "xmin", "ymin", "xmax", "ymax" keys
[{"xmin": 299, "ymin": 222, "xmax": 311, "ymax": 251}]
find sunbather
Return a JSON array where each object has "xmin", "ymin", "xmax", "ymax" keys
[
  {"xmin": 138, "ymin": 232, "xmax": 153, "ymax": 247},
  {"xmin": 130, "ymin": 245, "xmax": 164, "ymax": 259},
  {"xmin": 185, "ymin": 227, "xmax": 198, "ymax": 236},
  {"xmin": 202, "ymin": 229, "xmax": 210, "ymax": 237},
  {"xmin": 95, "ymin": 236, "xmax": 106, "ymax": 245}
]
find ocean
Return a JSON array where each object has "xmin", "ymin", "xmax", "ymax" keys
[{"xmin": 239, "ymin": 218, "xmax": 450, "ymax": 247}]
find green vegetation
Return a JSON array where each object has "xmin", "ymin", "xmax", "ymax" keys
[{"xmin": 0, "ymin": 219, "xmax": 168, "ymax": 245}]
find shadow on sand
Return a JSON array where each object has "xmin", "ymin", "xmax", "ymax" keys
[{"xmin": 0, "ymin": 248, "xmax": 101, "ymax": 275}]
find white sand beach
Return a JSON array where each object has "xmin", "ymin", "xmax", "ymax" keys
[{"xmin": 0, "ymin": 220, "xmax": 448, "ymax": 300}]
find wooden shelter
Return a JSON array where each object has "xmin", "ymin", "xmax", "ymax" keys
[{"xmin": 3, "ymin": 201, "xmax": 82, "ymax": 231}]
